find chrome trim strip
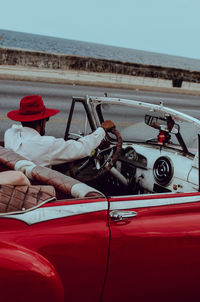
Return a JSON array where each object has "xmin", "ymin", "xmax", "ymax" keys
[
  {"xmin": 3, "ymin": 195, "xmax": 200, "ymax": 225},
  {"xmin": 0, "ymin": 197, "xmax": 56, "ymax": 217},
  {"xmin": 110, "ymin": 195, "xmax": 200, "ymax": 210},
  {"xmin": 2, "ymin": 201, "xmax": 108, "ymax": 225}
]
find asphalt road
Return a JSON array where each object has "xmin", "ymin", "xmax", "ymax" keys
[{"xmin": 0, "ymin": 79, "xmax": 200, "ymax": 140}]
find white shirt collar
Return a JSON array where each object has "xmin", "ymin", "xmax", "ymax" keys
[{"xmin": 11, "ymin": 124, "xmax": 40, "ymax": 137}]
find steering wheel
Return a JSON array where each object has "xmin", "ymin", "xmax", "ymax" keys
[{"xmin": 69, "ymin": 128, "xmax": 122, "ymax": 182}]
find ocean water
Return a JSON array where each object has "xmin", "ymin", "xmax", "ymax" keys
[{"xmin": 1, "ymin": 29, "xmax": 200, "ymax": 72}]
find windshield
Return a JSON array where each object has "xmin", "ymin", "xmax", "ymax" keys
[{"xmin": 99, "ymin": 102, "xmax": 200, "ymax": 155}]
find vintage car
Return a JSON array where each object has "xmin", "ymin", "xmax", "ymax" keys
[{"xmin": 0, "ymin": 96, "xmax": 200, "ymax": 302}]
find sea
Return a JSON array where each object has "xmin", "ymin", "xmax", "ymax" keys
[{"xmin": 1, "ymin": 29, "xmax": 200, "ymax": 72}]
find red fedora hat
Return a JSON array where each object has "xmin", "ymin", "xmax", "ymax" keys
[{"xmin": 7, "ymin": 95, "xmax": 60, "ymax": 122}]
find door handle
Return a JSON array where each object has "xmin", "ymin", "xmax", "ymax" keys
[{"xmin": 110, "ymin": 210, "xmax": 138, "ymax": 221}]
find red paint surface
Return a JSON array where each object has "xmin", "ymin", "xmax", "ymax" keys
[
  {"xmin": 0, "ymin": 241, "xmax": 64, "ymax": 302},
  {"xmin": 2, "ymin": 193, "xmax": 200, "ymax": 302},
  {"xmin": 0, "ymin": 199, "xmax": 109, "ymax": 302},
  {"xmin": 103, "ymin": 196, "xmax": 200, "ymax": 302}
]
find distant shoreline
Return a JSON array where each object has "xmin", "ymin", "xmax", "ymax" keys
[{"xmin": 1, "ymin": 29, "xmax": 200, "ymax": 72}]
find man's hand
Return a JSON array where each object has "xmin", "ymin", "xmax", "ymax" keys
[
  {"xmin": 151, "ymin": 121, "xmax": 160, "ymax": 129},
  {"xmin": 101, "ymin": 120, "xmax": 115, "ymax": 132}
]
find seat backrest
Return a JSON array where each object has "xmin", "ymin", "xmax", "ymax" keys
[{"xmin": 0, "ymin": 146, "xmax": 104, "ymax": 199}]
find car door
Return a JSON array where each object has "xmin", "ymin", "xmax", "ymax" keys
[
  {"xmin": 0, "ymin": 197, "xmax": 110, "ymax": 302},
  {"xmin": 103, "ymin": 192, "xmax": 200, "ymax": 302}
]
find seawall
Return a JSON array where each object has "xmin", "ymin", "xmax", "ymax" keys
[{"xmin": 1, "ymin": 47, "xmax": 200, "ymax": 95}]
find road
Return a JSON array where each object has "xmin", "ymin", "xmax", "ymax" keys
[{"xmin": 0, "ymin": 79, "xmax": 200, "ymax": 140}]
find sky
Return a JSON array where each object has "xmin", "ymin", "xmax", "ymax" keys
[{"xmin": 1, "ymin": 0, "xmax": 200, "ymax": 60}]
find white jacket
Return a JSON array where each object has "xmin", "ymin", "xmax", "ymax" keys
[{"xmin": 5, "ymin": 125, "xmax": 105, "ymax": 167}]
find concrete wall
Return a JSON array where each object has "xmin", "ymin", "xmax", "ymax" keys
[{"xmin": 1, "ymin": 47, "xmax": 200, "ymax": 94}]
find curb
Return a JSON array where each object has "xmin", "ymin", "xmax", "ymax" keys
[{"xmin": 1, "ymin": 65, "xmax": 200, "ymax": 96}]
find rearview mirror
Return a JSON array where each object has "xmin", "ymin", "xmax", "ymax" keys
[
  {"xmin": 145, "ymin": 115, "xmax": 159, "ymax": 127},
  {"xmin": 145, "ymin": 115, "xmax": 179, "ymax": 134}
]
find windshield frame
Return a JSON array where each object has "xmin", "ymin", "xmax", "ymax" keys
[{"xmin": 87, "ymin": 96, "xmax": 200, "ymax": 156}]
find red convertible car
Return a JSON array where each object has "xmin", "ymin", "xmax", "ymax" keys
[{"xmin": 1, "ymin": 96, "xmax": 200, "ymax": 302}]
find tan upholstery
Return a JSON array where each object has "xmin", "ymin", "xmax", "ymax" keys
[{"xmin": 0, "ymin": 184, "xmax": 56, "ymax": 213}]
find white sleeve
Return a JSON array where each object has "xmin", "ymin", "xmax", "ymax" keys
[{"xmin": 49, "ymin": 127, "xmax": 105, "ymax": 165}]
